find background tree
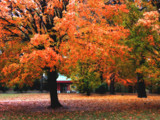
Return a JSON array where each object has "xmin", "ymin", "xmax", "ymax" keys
[
  {"xmin": 70, "ymin": 61, "xmax": 101, "ymax": 96},
  {"xmin": 124, "ymin": 2, "xmax": 160, "ymax": 97},
  {"xmin": 56, "ymin": 0, "xmax": 130, "ymax": 96}
]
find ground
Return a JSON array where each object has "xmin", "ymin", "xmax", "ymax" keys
[{"xmin": 0, "ymin": 93, "xmax": 160, "ymax": 119}]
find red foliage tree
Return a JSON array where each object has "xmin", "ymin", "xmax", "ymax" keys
[
  {"xmin": 0, "ymin": 0, "xmax": 69, "ymax": 108},
  {"xmin": 55, "ymin": 0, "xmax": 131, "ymax": 94}
]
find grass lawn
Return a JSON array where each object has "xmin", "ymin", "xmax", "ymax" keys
[{"xmin": 0, "ymin": 93, "xmax": 160, "ymax": 120}]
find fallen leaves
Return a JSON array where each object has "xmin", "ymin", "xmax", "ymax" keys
[{"xmin": 0, "ymin": 93, "xmax": 160, "ymax": 113}]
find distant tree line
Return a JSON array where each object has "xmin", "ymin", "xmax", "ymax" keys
[{"xmin": 0, "ymin": 79, "xmax": 49, "ymax": 93}]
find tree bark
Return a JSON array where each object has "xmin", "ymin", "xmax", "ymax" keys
[
  {"xmin": 137, "ymin": 73, "xmax": 147, "ymax": 98},
  {"xmin": 47, "ymin": 70, "xmax": 62, "ymax": 108},
  {"xmin": 128, "ymin": 85, "xmax": 133, "ymax": 93},
  {"xmin": 110, "ymin": 73, "xmax": 115, "ymax": 95},
  {"xmin": 86, "ymin": 81, "xmax": 91, "ymax": 96},
  {"xmin": 137, "ymin": 54, "xmax": 147, "ymax": 98},
  {"xmin": 40, "ymin": 76, "xmax": 43, "ymax": 93},
  {"xmin": 86, "ymin": 91, "xmax": 90, "ymax": 96}
]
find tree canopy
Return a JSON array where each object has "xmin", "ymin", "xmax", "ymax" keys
[{"xmin": 0, "ymin": 0, "xmax": 160, "ymax": 107}]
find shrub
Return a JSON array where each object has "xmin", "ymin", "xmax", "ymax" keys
[
  {"xmin": 0, "ymin": 84, "xmax": 9, "ymax": 93},
  {"xmin": 95, "ymin": 83, "xmax": 108, "ymax": 94}
]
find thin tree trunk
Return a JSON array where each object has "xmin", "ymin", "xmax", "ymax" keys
[
  {"xmin": 40, "ymin": 76, "xmax": 43, "ymax": 93},
  {"xmin": 86, "ymin": 81, "xmax": 91, "ymax": 96},
  {"xmin": 137, "ymin": 73, "xmax": 147, "ymax": 98},
  {"xmin": 137, "ymin": 54, "xmax": 147, "ymax": 98},
  {"xmin": 110, "ymin": 73, "xmax": 115, "ymax": 95},
  {"xmin": 47, "ymin": 70, "xmax": 62, "ymax": 108},
  {"xmin": 86, "ymin": 89, "xmax": 91, "ymax": 96},
  {"xmin": 128, "ymin": 85, "xmax": 133, "ymax": 93},
  {"xmin": 110, "ymin": 80, "xmax": 115, "ymax": 94}
]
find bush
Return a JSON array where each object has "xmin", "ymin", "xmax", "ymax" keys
[
  {"xmin": 95, "ymin": 83, "xmax": 108, "ymax": 94},
  {"xmin": 13, "ymin": 84, "xmax": 29, "ymax": 93},
  {"xmin": 157, "ymin": 86, "xmax": 160, "ymax": 94},
  {"xmin": 0, "ymin": 84, "xmax": 9, "ymax": 93},
  {"xmin": 30, "ymin": 79, "xmax": 40, "ymax": 90}
]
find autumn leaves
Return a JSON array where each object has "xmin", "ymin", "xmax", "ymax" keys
[{"xmin": 0, "ymin": 0, "xmax": 160, "ymax": 98}]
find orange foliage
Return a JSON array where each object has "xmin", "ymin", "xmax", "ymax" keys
[
  {"xmin": 56, "ymin": 0, "xmax": 130, "ymax": 82},
  {"xmin": 0, "ymin": 0, "xmax": 138, "ymax": 87},
  {"xmin": 0, "ymin": 0, "xmax": 69, "ymax": 86},
  {"xmin": 137, "ymin": 11, "xmax": 159, "ymax": 33}
]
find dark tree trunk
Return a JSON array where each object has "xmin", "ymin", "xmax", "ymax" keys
[
  {"xmin": 137, "ymin": 73, "xmax": 147, "ymax": 98},
  {"xmin": 128, "ymin": 85, "xmax": 133, "ymax": 93},
  {"xmin": 47, "ymin": 70, "xmax": 62, "ymax": 108},
  {"xmin": 110, "ymin": 80, "xmax": 115, "ymax": 94},
  {"xmin": 100, "ymin": 71, "xmax": 104, "ymax": 83},
  {"xmin": 110, "ymin": 73, "xmax": 115, "ymax": 95},
  {"xmin": 40, "ymin": 76, "xmax": 43, "ymax": 93},
  {"xmin": 86, "ymin": 81, "xmax": 91, "ymax": 96},
  {"xmin": 86, "ymin": 90, "xmax": 91, "ymax": 96},
  {"xmin": 137, "ymin": 54, "xmax": 147, "ymax": 98},
  {"xmin": 149, "ymin": 80, "xmax": 153, "ymax": 93}
]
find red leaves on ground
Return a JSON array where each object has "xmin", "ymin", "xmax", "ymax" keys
[{"xmin": 0, "ymin": 93, "xmax": 160, "ymax": 113}]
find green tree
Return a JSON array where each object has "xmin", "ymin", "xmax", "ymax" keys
[
  {"xmin": 124, "ymin": 3, "xmax": 160, "ymax": 97},
  {"xmin": 70, "ymin": 61, "xmax": 101, "ymax": 96}
]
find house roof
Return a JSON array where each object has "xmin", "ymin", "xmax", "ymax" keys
[{"xmin": 57, "ymin": 74, "xmax": 71, "ymax": 81}]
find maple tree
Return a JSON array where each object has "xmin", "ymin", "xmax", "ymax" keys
[
  {"xmin": 56, "ymin": 0, "xmax": 133, "ymax": 96},
  {"xmin": 0, "ymin": 0, "xmax": 70, "ymax": 108},
  {"xmin": 0, "ymin": 0, "xmax": 132, "ymax": 98}
]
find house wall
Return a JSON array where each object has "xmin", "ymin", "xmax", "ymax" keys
[{"xmin": 57, "ymin": 83, "xmax": 71, "ymax": 93}]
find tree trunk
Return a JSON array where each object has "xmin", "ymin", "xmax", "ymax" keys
[
  {"xmin": 137, "ymin": 54, "xmax": 147, "ymax": 98},
  {"xmin": 86, "ymin": 81, "xmax": 91, "ymax": 96},
  {"xmin": 110, "ymin": 73, "xmax": 115, "ymax": 95},
  {"xmin": 110, "ymin": 80, "xmax": 115, "ymax": 94},
  {"xmin": 40, "ymin": 76, "xmax": 43, "ymax": 93},
  {"xmin": 47, "ymin": 70, "xmax": 62, "ymax": 108},
  {"xmin": 149, "ymin": 80, "xmax": 153, "ymax": 93},
  {"xmin": 86, "ymin": 91, "xmax": 90, "ymax": 96},
  {"xmin": 86, "ymin": 88, "xmax": 91, "ymax": 96},
  {"xmin": 137, "ymin": 73, "xmax": 147, "ymax": 98},
  {"xmin": 128, "ymin": 85, "xmax": 133, "ymax": 93}
]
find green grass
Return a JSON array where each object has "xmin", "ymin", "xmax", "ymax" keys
[
  {"xmin": 1, "ymin": 110, "xmax": 160, "ymax": 120},
  {"xmin": 0, "ymin": 93, "xmax": 38, "ymax": 99},
  {"xmin": 0, "ymin": 92, "xmax": 48, "ymax": 98},
  {"xmin": 0, "ymin": 94, "xmax": 20, "ymax": 99}
]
